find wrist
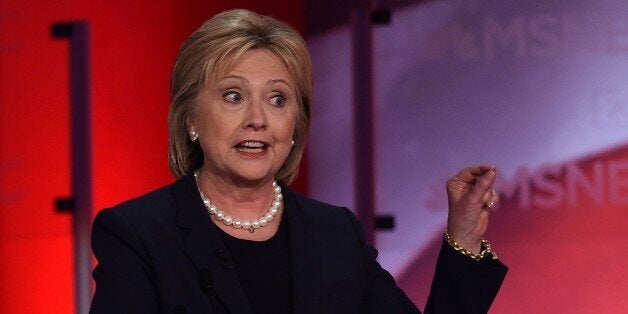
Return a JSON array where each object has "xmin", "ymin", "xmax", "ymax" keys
[
  {"xmin": 444, "ymin": 232, "xmax": 498, "ymax": 261},
  {"xmin": 445, "ymin": 229, "xmax": 482, "ymax": 253}
]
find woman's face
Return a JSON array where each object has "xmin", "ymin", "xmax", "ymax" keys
[{"xmin": 191, "ymin": 49, "xmax": 298, "ymax": 185}]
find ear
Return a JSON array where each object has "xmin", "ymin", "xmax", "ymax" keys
[{"xmin": 186, "ymin": 114, "xmax": 200, "ymax": 142}]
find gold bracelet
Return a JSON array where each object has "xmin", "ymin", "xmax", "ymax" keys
[{"xmin": 444, "ymin": 233, "xmax": 498, "ymax": 260}]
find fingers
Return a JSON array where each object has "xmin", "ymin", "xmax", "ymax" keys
[
  {"xmin": 447, "ymin": 164, "xmax": 499, "ymax": 213},
  {"xmin": 468, "ymin": 164, "xmax": 496, "ymax": 176},
  {"xmin": 483, "ymin": 189, "xmax": 499, "ymax": 209},
  {"xmin": 453, "ymin": 164, "xmax": 496, "ymax": 184},
  {"xmin": 481, "ymin": 188, "xmax": 493, "ymax": 204},
  {"xmin": 469, "ymin": 167, "xmax": 497, "ymax": 198}
]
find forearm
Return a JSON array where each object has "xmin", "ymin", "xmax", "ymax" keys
[{"xmin": 424, "ymin": 240, "xmax": 507, "ymax": 314}]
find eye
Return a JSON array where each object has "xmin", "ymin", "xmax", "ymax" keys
[
  {"xmin": 223, "ymin": 91, "xmax": 242, "ymax": 104},
  {"xmin": 270, "ymin": 95, "xmax": 286, "ymax": 107}
]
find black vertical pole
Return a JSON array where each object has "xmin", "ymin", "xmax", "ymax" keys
[
  {"xmin": 52, "ymin": 21, "xmax": 92, "ymax": 314},
  {"xmin": 351, "ymin": 1, "xmax": 376, "ymax": 245}
]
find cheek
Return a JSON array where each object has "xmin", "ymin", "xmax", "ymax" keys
[
  {"xmin": 268, "ymin": 110, "xmax": 297, "ymax": 139},
  {"xmin": 283, "ymin": 121, "xmax": 296, "ymax": 139},
  {"xmin": 203, "ymin": 112, "xmax": 238, "ymax": 139},
  {"xmin": 279, "ymin": 124, "xmax": 296, "ymax": 143},
  {"xmin": 284, "ymin": 110, "xmax": 299, "ymax": 137}
]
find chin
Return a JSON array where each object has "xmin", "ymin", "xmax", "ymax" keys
[{"xmin": 230, "ymin": 160, "xmax": 281, "ymax": 182}]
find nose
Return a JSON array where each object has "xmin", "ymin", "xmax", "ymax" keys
[{"xmin": 242, "ymin": 98, "xmax": 267, "ymax": 131}]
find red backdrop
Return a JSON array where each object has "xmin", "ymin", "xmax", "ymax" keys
[{"xmin": 0, "ymin": 1, "xmax": 305, "ymax": 313}]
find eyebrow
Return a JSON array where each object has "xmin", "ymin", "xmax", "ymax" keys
[
  {"xmin": 268, "ymin": 79, "xmax": 291, "ymax": 87},
  {"xmin": 217, "ymin": 76, "xmax": 292, "ymax": 88},
  {"xmin": 217, "ymin": 75, "xmax": 247, "ymax": 85}
]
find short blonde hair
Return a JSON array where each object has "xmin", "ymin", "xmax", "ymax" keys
[{"xmin": 168, "ymin": 9, "xmax": 312, "ymax": 184}]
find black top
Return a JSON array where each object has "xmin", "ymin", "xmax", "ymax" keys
[{"xmin": 217, "ymin": 209, "xmax": 292, "ymax": 314}]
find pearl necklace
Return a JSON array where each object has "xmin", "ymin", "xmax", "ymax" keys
[{"xmin": 193, "ymin": 171, "xmax": 283, "ymax": 233}]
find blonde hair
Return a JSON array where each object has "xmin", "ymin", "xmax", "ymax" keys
[{"xmin": 168, "ymin": 9, "xmax": 312, "ymax": 184}]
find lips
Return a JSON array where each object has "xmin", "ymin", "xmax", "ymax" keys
[{"xmin": 235, "ymin": 140, "xmax": 269, "ymax": 156}]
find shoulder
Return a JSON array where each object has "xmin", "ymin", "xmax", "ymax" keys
[
  {"xmin": 107, "ymin": 183, "xmax": 174, "ymax": 215},
  {"xmin": 283, "ymin": 188, "xmax": 364, "ymax": 239},
  {"xmin": 94, "ymin": 179, "xmax": 182, "ymax": 233},
  {"xmin": 284, "ymin": 188, "xmax": 341, "ymax": 211},
  {"xmin": 285, "ymin": 188, "xmax": 357, "ymax": 219}
]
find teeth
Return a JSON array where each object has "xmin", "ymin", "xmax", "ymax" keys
[{"xmin": 241, "ymin": 141, "xmax": 265, "ymax": 148}]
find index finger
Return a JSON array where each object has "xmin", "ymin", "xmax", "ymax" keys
[{"xmin": 455, "ymin": 164, "xmax": 496, "ymax": 182}]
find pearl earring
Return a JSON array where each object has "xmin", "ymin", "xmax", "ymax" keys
[
  {"xmin": 291, "ymin": 139, "xmax": 295, "ymax": 146},
  {"xmin": 189, "ymin": 130, "xmax": 199, "ymax": 142}
]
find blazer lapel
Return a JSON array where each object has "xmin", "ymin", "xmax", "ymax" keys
[
  {"xmin": 285, "ymin": 188, "xmax": 322, "ymax": 314},
  {"xmin": 173, "ymin": 175, "xmax": 254, "ymax": 314}
]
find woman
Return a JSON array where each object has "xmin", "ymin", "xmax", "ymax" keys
[{"xmin": 90, "ymin": 9, "xmax": 506, "ymax": 314}]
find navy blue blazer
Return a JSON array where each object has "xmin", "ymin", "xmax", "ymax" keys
[{"xmin": 90, "ymin": 174, "xmax": 507, "ymax": 313}]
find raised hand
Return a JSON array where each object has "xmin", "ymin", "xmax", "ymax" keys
[{"xmin": 446, "ymin": 164, "xmax": 499, "ymax": 254}]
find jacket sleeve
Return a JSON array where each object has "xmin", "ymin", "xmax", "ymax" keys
[
  {"xmin": 424, "ymin": 241, "xmax": 507, "ymax": 314},
  {"xmin": 90, "ymin": 209, "xmax": 159, "ymax": 314},
  {"xmin": 345, "ymin": 208, "xmax": 507, "ymax": 314}
]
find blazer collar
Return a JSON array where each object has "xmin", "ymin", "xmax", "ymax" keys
[
  {"xmin": 173, "ymin": 174, "xmax": 254, "ymax": 314},
  {"xmin": 173, "ymin": 175, "xmax": 322, "ymax": 314}
]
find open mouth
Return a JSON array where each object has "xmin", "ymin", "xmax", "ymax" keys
[{"xmin": 235, "ymin": 141, "xmax": 269, "ymax": 155}]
